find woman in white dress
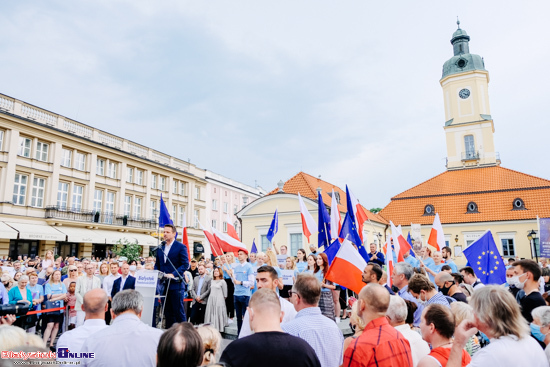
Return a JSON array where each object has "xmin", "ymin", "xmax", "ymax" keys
[{"xmin": 204, "ymin": 267, "xmax": 228, "ymax": 332}]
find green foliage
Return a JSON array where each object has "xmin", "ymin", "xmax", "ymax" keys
[
  {"xmin": 112, "ymin": 238, "xmax": 142, "ymax": 263},
  {"xmin": 370, "ymin": 207, "xmax": 382, "ymax": 214}
]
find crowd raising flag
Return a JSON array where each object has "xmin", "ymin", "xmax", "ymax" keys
[
  {"xmin": 158, "ymin": 194, "xmax": 173, "ymax": 227},
  {"xmin": 318, "ymin": 191, "xmax": 331, "ymax": 250},
  {"xmin": 251, "ymin": 239, "xmax": 258, "ymax": 254},
  {"xmin": 428, "ymin": 213, "xmax": 445, "ymax": 251},
  {"xmin": 463, "ymin": 230, "xmax": 507, "ymax": 284},
  {"xmin": 298, "ymin": 193, "xmax": 316, "ymax": 242},
  {"xmin": 326, "ymin": 238, "xmax": 367, "ymax": 295},
  {"xmin": 226, "ymin": 213, "xmax": 240, "ymax": 241},
  {"xmin": 390, "ymin": 221, "xmax": 412, "ymax": 262},
  {"xmin": 330, "ymin": 189, "xmax": 342, "ymax": 240},
  {"xmin": 266, "ymin": 209, "xmax": 278, "ymax": 243}
]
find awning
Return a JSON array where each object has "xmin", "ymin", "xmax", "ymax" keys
[
  {"xmin": 51, "ymin": 226, "xmax": 105, "ymax": 243},
  {"xmin": 0, "ymin": 222, "xmax": 18, "ymax": 240},
  {"xmin": 92, "ymin": 230, "xmax": 157, "ymax": 246},
  {"xmin": 4, "ymin": 222, "xmax": 66, "ymax": 241}
]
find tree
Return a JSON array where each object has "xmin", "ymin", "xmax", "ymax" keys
[
  {"xmin": 370, "ymin": 207, "xmax": 382, "ymax": 214},
  {"xmin": 112, "ymin": 238, "xmax": 142, "ymax": 263}
]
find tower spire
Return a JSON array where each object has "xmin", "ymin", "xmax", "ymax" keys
[{"xmin": 457, "ymin": 17, "xmax": 460, "ymax": 29}]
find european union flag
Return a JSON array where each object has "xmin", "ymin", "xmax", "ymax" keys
[
  {"xmin": 323, "ymin": 239, "xmax": 341, "ymax": 265},
  {"xmin": 463, "ymin": 230, "xmax": 506, "ymax": 285},
  {"xmin": 318, "ymin": 191, "xmax": 331, "ymax": 250},
  {"xmin": 407, "ymin": 232, "xmax": 416, "ymax": 258},
  {"xmin": 266, "ymin": 209, "xmax": 278, "ymax": 243},
  {"xmin": 251, "ymin": 239, "xmax": 258, "ymax": 254},
  {"xmin": 339, "ymin": 212, "xmax": 369, "ymax": 262},
  {"xmin": 158, "ymin": 194, "xmax": 173, "ymax": 227}
]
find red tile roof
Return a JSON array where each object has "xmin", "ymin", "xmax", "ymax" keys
[
  {"xmin": 268, "ymin": 172, "xmax": 388, "ymax": 225},
  {"xmin": 379, "ymin": 166, "xmax": 550, "ymax": 225}
]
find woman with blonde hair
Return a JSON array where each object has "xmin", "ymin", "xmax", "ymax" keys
[
  {"xmin": 196, "ymin": 324, "xmax": 222, "ymax": 366},
  {"xmin": 221, "ymin": 253, "xmax": 236, "ymax": 321},
  {"xmin": 42, "ymin": 250, "xmax": 54, "ymax": 270},
  {"xmin": 342, "ymin": 301, "xmax": 366, "ymax": 351},
  {"xmin": 450, "ymin": 302, "xmax": 480, "ymax": 356},
  {"xmin": 281, "ymin": 257, "xmax": 296, "ymax": 300},
  {"xmin": 265, "ymin": 249, "xmax": 283, "ymax": 291},
  {"xmin": 97, "ymin": 262, "xmax": 109, "ymax": 284}
]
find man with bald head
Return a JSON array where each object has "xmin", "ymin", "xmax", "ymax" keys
[
  {"xmin": 342, "ymin": 283, "xmax": 413, "ymax": 367},
  {"xmin": 435, "ymin": 272, "xmax": 467, "ymax": 303},
  {"xmin": 56, "ymin": 288, "xmax": 108, "ymax": 363}
]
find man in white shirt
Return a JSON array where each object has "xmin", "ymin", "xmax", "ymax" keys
[
  {"xmin": 102, "ymin": 262, "xmax": 120, "ymax": 325},
  {"xmin": 75, "ymin": 264, "xmax": 102, "ymax": 327},
  {"xmin": 386, "ymin": 295, "xmax": 429, "ymax": 366},
  {"xmin": 56, "ymin": 288, "xmax": 108, "ymax": 365},
  {"xmin": 460, "ymin": 266, "xmax": 485, "ymax": 290},
  {"xmin": 239, "ymin": 265, "xmax": 297, "ymax": 338},
  {"xmin": 81, "ymin": 290, "xmax": 163, "ymax": 367}
]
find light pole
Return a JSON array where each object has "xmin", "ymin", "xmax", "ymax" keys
[{"xmin": 528, "ymin": 230, "xmax": 538, "ymax": 263}]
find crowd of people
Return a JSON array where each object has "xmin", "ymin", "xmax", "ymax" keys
[{"xmin": 2, "ymin": 225, "xmax": 550, "ymax": 366}]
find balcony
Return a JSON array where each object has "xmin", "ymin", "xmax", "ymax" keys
[
  {"xmin": 45, "ymin": 206, "xmax": 158, "ymax": 229},
  {"xmin": 461, "ymin": 151, "xmax": 479, "ymax": 161}
]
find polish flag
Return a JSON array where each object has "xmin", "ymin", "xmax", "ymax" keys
[
  {"xmin": 330, "ymin": 189, "xmax": 342, "ymax": 240},
  {"xmin": 226, "ymin": 213, "xmax": 240, "ymax": 241},
  {"xmin": 349, "ymin": 189, "xmax": 369, "ymax": 242},
  {"xmin": 199, "ymin": 221, "xmax": 223, "ymax": 257},
  {"xmin": 386, "ymin": 234, "xmax": 395, "ymax": 288},
  {"xmin": 326, "ymin": 238, "xmax": 367, "ymax": 295},
  {"xmin": 428, "ymin": 213, "xmax": 445, "ymax": 251},
  {"xmin": 298, "ymin": 193, "xmax": 316, "ymax": 242},
  {"xmin": 390, "ymin": 221, "xmax": 411, "ymax": 263},
  {"xmin": 212, "ymin": 227, "xmax": 248, "ymax": 254},
  {"xmin": 181, "ymin": 212, "xmax": 191, "ymax": 259}
]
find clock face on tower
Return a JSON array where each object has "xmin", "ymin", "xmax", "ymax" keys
[{"xmin": 459, "ymin": 88, "xmax": 470, "ymax": 99}]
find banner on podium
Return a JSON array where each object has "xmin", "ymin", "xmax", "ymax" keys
[{"xmin": 135, "ymin": 270, "xmax": 159, "ymax": 288}]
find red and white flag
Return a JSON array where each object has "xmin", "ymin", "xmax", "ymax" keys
[
  {"xmin": 326, "ymin": 238, "xmax": 367, "ymax": 295},
  {"xmin": 428, "ymin": 213, "xmax": 445, "ymax": 251},
  {"xmin": 199, "ymin": 221, "xmax": 223, "ymax": 257},
  {"xmin": 390, "ymin": 221, "xmax": 412, "ymax": 263},
  {"xmin": 212, "ymin": 227, "xmax": 248, "ymax": 255},
  {"xmin": 349, "ymin": 189, "xmax": 369, "ymax": 242},
  {"xmin": 330, "ymin": 189, "xmax": 342, "ymax": 240},
  {"xmin": 226, "ymin": 213, "xmax": 240, "ymax": 241},
  {"xmin": 181, "ymin": 212, "xmax": 191, "ymax": 259},
  {"xmin": 298, "ymin": 193, "xmax": 316, "ymax": 242},
  {"xmin": 385, "ymin": 234, "xmax": 395, "ymax": 288}
]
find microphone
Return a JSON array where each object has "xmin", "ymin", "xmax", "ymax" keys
[{"xmin": 151, "ymin": 241, "xmax": 166, "ymax": 253}]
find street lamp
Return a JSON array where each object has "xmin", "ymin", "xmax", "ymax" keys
[
  {"xmin": 527, "ymin": 230, "xmax": 538, "ymax": 263},
  {"xmin": 455, "ymin": 235, "xmax": 459, "ymax": 244}
]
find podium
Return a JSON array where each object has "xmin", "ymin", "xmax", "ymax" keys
[{"xmin": 135, "ymin": 270, "xmax": 159, "ymax": 327}]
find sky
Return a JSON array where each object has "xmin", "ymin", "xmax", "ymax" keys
[{"xmin": 1, "ymin": 1, "xmax": 549, "ymax": 209}]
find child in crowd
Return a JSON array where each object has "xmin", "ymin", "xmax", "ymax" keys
[{"xmin": 66, "ymin": 282, "xmax": 77, "ymax": 330}]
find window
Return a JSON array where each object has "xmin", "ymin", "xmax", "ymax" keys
[
  {"xmin": 423, "ymin": 204, "xmax": 435, "ymax": 216},
  {"xmin": 127, "ymin": 167, "xmax": 134, "ymax": 183},
  {"xmin": 105, "ymin": 192, "xmax": 115, "ymax": 224},
  {"xmin": 194, "ymin": 209, "xmax": 199, "ymax": 228},
  {"xmin": 223, "ymin": 221, "xmax": 227, "ymax": 232},
  {"xmin": 180, "ymin": 182, "xmax": 186, "ymax": 196},
  {"xmin": 30, "ymin": 177, "xmax": 45, "ymax": 208},
  {"xmin": 243, "ymin": 197, "xmax": 248, "ymax": 206},
  {"xmin": 466, "ymin": 202, "xmax": 479, "ymax": 213},
  {"xmin": 501, "ymin": 238, "xmax": 515, "ymax": 257},
  {"xmin": 124, "ymin": 195, "xmax": 132, "ymax": 216},
  {"xmin": 57, "ymin": 182, "xmax": 69, "ymax": 209},
  {"xmin": 172, "ymin": 180, "xmax": 177, "ymax": 194},
  {"xmin": 13, "ymin": 174, "xmax": 28, "ymax": 205},
  {"xmin": 75, "ymin": 152, "xmax": 86, "ymax": 171},
  {"xmin": 513, "ymin": 198, "xmax": 525, "ymax": 210},
  {"xmin": 261, "ymin": 235, "xmax": 270, "ymax": 252},
  {"xmin": 195, "ymin": 187, "xmax": 200, "ymax": 200},
  {"xmin": 464, "ymin": 135, "xmax": 475, "ymax": 158},
  {"xmin": 93, "ymin": 189, "xmax": 103, "ymax": 213},
  {"xmin": 18, "ymin": 137, "xmax": 31, "ymax": 157},
  {"xmin": 234, "ymin": 205, "xmax": 238, "ymax": 214},
  {"xmin": 136, "ymin": 170, "xmax": 143, "ymax": 185},
  {"xmin": 212, "ymin": 220, "xmax": 217, "ymax": 229},
  {"xmin": 290, "ymin": 233, "xmax": 302, "ymax": 255},
  {"xmin": 107, "ymin": 162, "xmax": 117, "ymax": 179},
  {"xmin": 134, "ymin": 197, "xmax": 142, "ymax": 219},
  {"xmin": 72, "ymin": 185, "xmax": 83, "ymax": 211},
  {"xmin": 225, "ymin": 191, "xmax": 227, "ymax": 197},
  {"xmin": 179, "ymin": 206, "xmax": 185, "ymax": 227},
  {"xmin": 212, "ymin": 199, "xmax": 218, "ymax": 210},
  {"xmin": 96, "ymin": 159, "xmax": 105, "ymax": 176},
  {"xmin": 35, "ymin": 141, "xmax": 49, "ymax": 162},
  {"xmin": 214, "ymin": 188, "xmax": 216, "ymax": 194},
  {"xmin": 149, "ymin": 200, "xmax": 156, "ymax": 218},
  {"xmin": 160, "ymin": 176, "xmax": 166, "ymax": 191},
  {"xmin": 60, "ymin": 149, "xmax": 72, "ymax": 167},
  {"xmin": 172, "ymin": 205, "xmax": 177, "ymax": 222},
  {"xmin": 151, "ymin": 174, "xmax": 157, "ymax": 189},
  {"xmin": 0, "ymin": 130, "xmax": 4, "ymax": 151},
  {"xmin": 223, "ymin": 202, "xmax": 228, "ymax": 213}
]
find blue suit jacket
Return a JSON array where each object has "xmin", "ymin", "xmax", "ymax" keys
[
  {"xmin": 155, "ymin": 240, "xmax": 189, "ymax": 290},
  {"xmin": 111, "ymin": 275, "xmax": 136, "ymax": 299}
]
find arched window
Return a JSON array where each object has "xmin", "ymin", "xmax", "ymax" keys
[
  {"xmin": 466, "ymin": 202, "xmax": 479, "ymax": 213},
  {"xmin": 423, "ymin": 204, "xmax": 435, "ymax": 216},
  {"xmin": 512, "ymin": 198, "xmax": 526, "ymax": 210}
]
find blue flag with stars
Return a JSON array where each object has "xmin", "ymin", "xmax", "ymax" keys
[
  {"xmin": 251, "ymin": 239, "xmax": 258, "ymax": 254},
  {"xmin": 266, "ymin": 209, "xmax": 278, "ymax": 243},
  {"xmin": 339, "ymin": 212, "xmax": 369, "ymax": 262},
  {"xmin": 407, "ymin": 232, "xmax": 416, "ymax": 258},
  {"xmin": 463, "ymin": 230, "xmax": 506, "ymax": 285},
  {"xmin": 318, "ymin": 191, "xmax": 331, "ymax": 250},
  {"xmin": 158, "ymin": 194, "xmax": 173, "ymax": 227},
  {"xmin": 323, "ymin": 239, "xmax": 341, "ymax": 265}
]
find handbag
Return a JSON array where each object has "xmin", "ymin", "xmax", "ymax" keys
[{"xmin": 45, "ymin": 296, "xmax": 63, "ymax": 314}]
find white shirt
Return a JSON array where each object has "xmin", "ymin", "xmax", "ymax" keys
[
  {"xmin": 468, "ymin": 335, "xmax": 547, "ymax": 366},
  {"xmin": 120, "ymin": 275, "xmax": 129, "ymax": 290},
  {"xmin": 56, "ymin": 319, "xmax": 107, "ymax": 365},
  {"xmin": 163, "ymin": 240, "xmax": 174, "ymax": 262},
  {"xmin": 238, "ymin": 296, "xmax": 297, "ymax": 338},
  {"xmin": 102, "ymin": 273, "xmax": 121, "ymax": 298},
  {"xmin": 394, "ymin": 324, "xmax": 430, "ymax": 367},
  {"xmin": 81, "ymin": 313, "xmax": 163, "ymax": 367}
]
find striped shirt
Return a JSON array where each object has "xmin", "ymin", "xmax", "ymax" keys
[
  {"xmin": 426, "ymin": 291, "xmax": 451, "ymax": 308},
  {"xmin": 342, "ymin": 317, "xmax": 413, "ymax": 367}
]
